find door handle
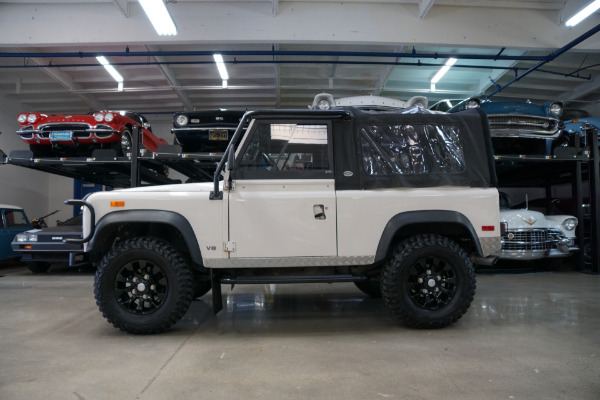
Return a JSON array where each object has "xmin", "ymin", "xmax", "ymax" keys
[{"xmin": 313, "ymin": 204, "xmax": 326, "ymax": 220}]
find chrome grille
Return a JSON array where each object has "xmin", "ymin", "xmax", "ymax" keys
[
  {"xmin": 38, "ymin": 123, "xmax": 91, "ymax": 138},
  {"xmin": 502, "ymin": 229, "xmax": 564, "ymax": 251},
  {"xmin": 488, "ymin": 115, "xmax": 558, "ymax": 134}
]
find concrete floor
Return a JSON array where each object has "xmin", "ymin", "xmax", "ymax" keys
[{"xmin": 0, "ymin": 261, "xmax": 599, "ymax": 400}]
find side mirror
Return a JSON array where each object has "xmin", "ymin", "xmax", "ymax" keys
[{"xmin": 226, "ymin": 148, "xmax": 235, "ymax": 171}]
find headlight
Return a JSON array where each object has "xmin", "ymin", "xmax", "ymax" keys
[
  {"xmin": 317, "ymin": 99, "xmax": 332, "ymax": 110},
  {"xmin": 17, "ymin": 113, "xmax": 27, "ymax": 123},
  {"xmin": 94, "ymin": 112, "xmax": 104, "ymax": 122},
  {"xmin": 27, "ymin": 113, "xmax": 37, "ymax": 123},
  {"xmin": 549, "ymin": 102, "xmax": 563, "ymax": 117},
  {"xmin": 15, "ymin": 233, "xmax": 37, "ymax": 242},
  {"xmin": 104, "ymin": 112, "xmax": 114, "ymax": 122},
  {"xmin": 466, "ymin": 99, "xmax": 480, "ymax": 109},
  {"xmin": 176, "ymin": 115, "xmax": 189, "ymax": 127},
  {"xmin": 562, "ymin": 218, "xmax": 577, "ymax": 231}
]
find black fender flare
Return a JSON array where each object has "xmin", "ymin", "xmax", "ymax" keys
[
  {"xmin": 374, "ymin": 210, "xmax": 482, "ymax": 263},
  {"xmin": 88, "ymin": 210, "xmax": 203, "ymax": 264}
]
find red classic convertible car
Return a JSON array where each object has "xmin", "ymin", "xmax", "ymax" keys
[{"xmin": 16, "ymin": 111, "xmax": 167, "ymax": 157}]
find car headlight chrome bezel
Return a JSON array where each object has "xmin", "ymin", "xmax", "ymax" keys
[
  {"xmin": 317, "ymin": 99, "xmax": 332, "ymax": 110},
  {"xmin": 27, "ymin": 113, "xmax": 38, "ymax": 123},
  {"xmin": 104, "ymin": 112, "xmax": 114, "ymax": 122},
  {"xmin": 562, "ymin": 218, "xmax": 577, "ymax": 231},
  {"xmin": 549, "ymin": 102, "xmax": 563, "ymax": 118},
  {"xmin": 176, "ymin": 114, "xmax": 189, "ymax": 127},
  {"xmin": 17, "ymin": 113, "xmax": 28, "ymax": 123},
  {"xmin": 465, "ymin": 99, "xmax": 480, "ymax": 109},
  {"xmin": 94, "ymin": 112, "xmax": 104, "ymax": 122}
]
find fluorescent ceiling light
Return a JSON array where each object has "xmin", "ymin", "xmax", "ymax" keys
[
  {"xmin": 430, "ymin": 83, "xmax": 436, "ymax": 92},
  {"xmin": 213, "ymin": 54, "xmax": 229, "ymax": 80},
  {"xmin": 565, "ymin": 0, "xmax": 600, "ymax": 27},
  {"xmin": 222, "ymin": 80, "xmax": 228, "ymax": 89},
  {"xmin": 431, "ymin": 58, "xmax": 457, "ymax": 84},
  {"xmin": 96, "ymin": 56, "xmax": 123, "ymax": 83},
  {"xmin": 139, "ymin": 0, "xmax": 177, "ymax": 36}
]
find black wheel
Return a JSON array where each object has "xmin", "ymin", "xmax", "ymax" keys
[
  {"xmin": 354, "ymin": 280, "xmax": 382, "ymax": 298},
  {"xmin": 381, "ymin": 234, "xmax": 476, "ymax": 329},
  {"xmin": 94, "ymin": 237, "xmax": 193, "ymax": 334},
  {"xmin": 26, "ymin": 261, "xmax": 51, "ymax": 273},
  {"xmin": 119, "ymin": 129, "xmax": 132, "ymax": 156}
]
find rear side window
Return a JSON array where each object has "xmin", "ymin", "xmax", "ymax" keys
[{"xmin": 360, "ymin": 123, "xmax": 465, "ymax": 175}]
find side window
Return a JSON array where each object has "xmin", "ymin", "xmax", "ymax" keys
[
  {"xmin": 4, "ymin": 210, "xmax": 28, "ymax": 228},
  {"xmin": 361, "ymin": 123, "xmax": 465, "ymax": 175},
  {"xmin": 236, "ymin": 122, "xmax": 331, "ymax": 179}
]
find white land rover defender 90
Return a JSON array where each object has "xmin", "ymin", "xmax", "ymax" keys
[{"xmin": 68, "ymin": 105, "xmax": 501, "ymax": 334}]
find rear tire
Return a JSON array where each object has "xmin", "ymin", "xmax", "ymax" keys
[
  {"xmin": 381, "ymin": 234, "xmax": 476, "ymax": 329},
  {"xmin": 94, "ymin": 237, "xmax": 193, "ymax": 334}
]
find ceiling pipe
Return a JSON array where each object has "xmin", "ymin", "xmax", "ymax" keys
[
  {"xmin": 484, "ymin": 23, "xmax": 600, "ymax": 99},
  {"xmin": 0, "ymin": 49, "xmax": 549, "ymax": 62}
]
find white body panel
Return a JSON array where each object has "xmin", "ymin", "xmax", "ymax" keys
[
  {"xmin": 83, "ymin": 182, "xmax": 227, "ymax": 260},
  {"xmin": 84, "ymin": 181, "xmax": 502, "ymax": 266},
  {"xmin": 337, "ymin": 187, "xmax": 500, "ymax": 257},
  {"xmin": 228, "ymin": 179, "xmax": 337, "ymax": 258}
]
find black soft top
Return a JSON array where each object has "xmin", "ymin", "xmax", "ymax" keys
[
  {"xmin": 332, "ymin": 107, "xmax": 497, "ymax": 190},
  {"xmin": 213, "ymin": 107, "xmax": 497, "ymax": 196}
]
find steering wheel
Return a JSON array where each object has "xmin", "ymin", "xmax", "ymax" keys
[{"xmin": 261, "ymin": 152, "xmax": 276, "ymax": 169}]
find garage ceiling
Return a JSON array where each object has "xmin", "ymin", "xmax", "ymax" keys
[{"xmin": 1, "ymin": 0, "xmax": 600, "ymax": 116}]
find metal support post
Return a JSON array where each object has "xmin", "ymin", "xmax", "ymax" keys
[{"xmin": 130, "ymin": 126, "xmax": 141, "ymax": 188}]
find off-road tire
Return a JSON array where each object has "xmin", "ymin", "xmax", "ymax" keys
[
  {"xmin": 26, "ymin": 261, "xmax": 51, "ymax": 273},
  {"xmin": 354, "ymin": 280, "xmax": 382, "ymax": 298},
  {"xmin": 94, "ymin": 237, "xmax": 193, "ymax": 334},
  {"xmin": 381, "ymin": 234, "xmax": 476, "ymax": 329}
]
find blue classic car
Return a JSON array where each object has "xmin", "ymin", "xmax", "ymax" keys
[
  {"xmin": 562, "ymin": 118, "xmax": 600, "ymax": 149},
  {"xmin": 0, "ymin": 205, "xmax": 32, "ymax": 261},
  {"xmin": 433, "ymin": 98, "xmax": 564, "ymax": 155}
]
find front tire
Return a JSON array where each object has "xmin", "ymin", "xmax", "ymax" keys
[
  {"xmin": 94, "ymin": 237, "xmax": 193, "ymax": 334},
  {"xmin": 381, "ymin": 234, "xmax": 476, "ymax": 329}
]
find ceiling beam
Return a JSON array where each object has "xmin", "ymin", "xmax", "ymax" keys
[
  {"xmin": 419, "ymin": 0, "xmax": 436, "ymax": 20},
  {"xmin": 372, "ymin": 46, "xmax": 404, "ymax": 96},
  {"xmin": 16, "ymin": 48, "xmax": 105, "ymax": 111},
  {"xmin": 112, "ymin": 0, "xmax": 129, "ymax": 17},
  {"xmin": 145, "ymin": 45, "xmax": 195, "ymax": 111}
]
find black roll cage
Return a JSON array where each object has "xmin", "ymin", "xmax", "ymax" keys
[{"xmin": 209, "ymin": 109, "xmax": 352, "ymax": 200}]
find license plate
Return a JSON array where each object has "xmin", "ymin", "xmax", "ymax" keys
[
  {"xmin": 209, "ymin": 129, "xmax": 228, "ymax": 141},
  {"xmin": 50, "ymin": 131, "xmax": 73, "ymax": 141}
]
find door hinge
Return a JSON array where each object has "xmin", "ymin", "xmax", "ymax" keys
[
  {"xmin": 224, "ymin": 180, "xmax": 235, "ymax": 190},
  {"xmin": 224, "ymin": 241, "xmax": 236, "ymax": 252}
]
